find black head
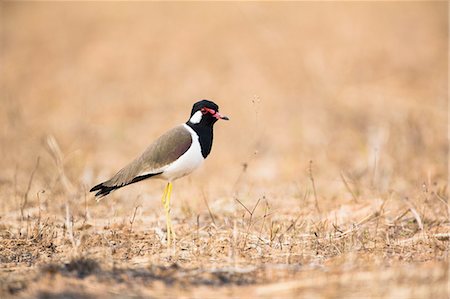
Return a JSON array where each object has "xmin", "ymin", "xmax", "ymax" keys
[{"xmin": 187, "ymin": 99, "xmax": 229, "ymax": 126}]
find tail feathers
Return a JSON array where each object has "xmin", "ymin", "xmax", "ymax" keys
[
  {"xmin": 90, "ymin": 183, "xmax": 120, "ymax": 198},
  {"xmin": 89, "ymin": 172, "xmax": 163, "ymax": 199}
]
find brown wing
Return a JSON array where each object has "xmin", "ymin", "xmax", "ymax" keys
[{"xmin": 101, "ymin": 125, "xmax": 192, "ymax": 188}]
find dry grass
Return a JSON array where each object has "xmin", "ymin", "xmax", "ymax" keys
[{"xmin": 0, "ymin": 2, "xmax": 448, "ymax": 298}]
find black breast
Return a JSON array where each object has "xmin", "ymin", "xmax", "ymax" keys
[{"xmin": 187, "ymin": 123, "xmax": 214, "ymax": 158}]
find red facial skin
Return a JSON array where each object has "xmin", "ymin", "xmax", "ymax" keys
[{"xmin": 201, "ymin": 107, "xmax": 228, "ymax": 120}]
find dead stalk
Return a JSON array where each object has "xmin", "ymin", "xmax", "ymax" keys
[
  {"xmin": 340, "ymin": 171, "xmax": 358, "ymax": 202},
  {"xmin": 371, "ymin": 148, "xmax": 378, "ymax": 188},
  {"xmin": 196, "ymin": 214, "xmax": 200, "ymax": 246},
  {"xmin": 14, "ymin": 164, "xmax": 18, "ymax": 215},
  {"xmin": 235, "ymin": 197, "xmax": 261, "ymax": 249},
  {"xmin": 21, "ymin": 157, "xmax": 40, "ymax": 220},
  {"xmin": 278, "ymin": 214, "xmax": 302, "ymax": 246},
  {"xmin": 233, "ymin": 162, "xmax": 249, "ymax": 196},
  {"xmin": 402, "ymin": 197, "xmax": 424, "ymax": 231},
  {"xmin": 46, "ymin": 135, "xmax": 75, "ymax": 194},
  {"xmin": 374, "ymin": 196, "xmax": 389, "ymax": 247},
  {"xmin": 258, "ymin": 200, "xmax": 270, "ymax": 246},
  {"xmin": 65, "ymin": 201, "xmax": 77, "ymax": 250},
  {"xmin": 308, "ymin": 160, "xmax": 321, "ymax": 213},
  {"xmin": 36, "ymin": 190, "xmax": 45, "ymax": 231},
  {"xmin": 201, "ymin": 189, "xmax": 216, "ymax": 226},
  {"xmin": 83, "ymin": 187, "xmax": 88, "ymax": 225},
  {"xmin": 129, "ymin": 205, "xmax": 141, "ymax": 232}
]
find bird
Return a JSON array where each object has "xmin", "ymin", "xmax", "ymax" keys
[{"xmin": 90, "ymin": 99, "xmax": 229, "ymax": 245}]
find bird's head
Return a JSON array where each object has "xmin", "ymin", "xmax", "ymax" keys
[{"xmin": 188, "ymin": 99, "xmax": 229, "ymax": 126}]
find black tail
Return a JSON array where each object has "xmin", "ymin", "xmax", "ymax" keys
[
  {"xmin": 90, "ymin": 172, "xmax": 163, "ymax": 198},
  {"xmin": 90, "ymin": 183, "xmax": 119, "ymax": 198}
]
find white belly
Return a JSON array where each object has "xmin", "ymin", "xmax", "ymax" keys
[{"xmin": 160, "ymin": 124, "xmax": 204, "ymax": 181}]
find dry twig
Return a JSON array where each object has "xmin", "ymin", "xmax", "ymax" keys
[
  {"xmin": 21, "ymin": 157, "xmax": 40, "ymax": 220},
  {"xmin": 309, "ymin": 160, "xmax": 321, "ymax": 213},
  {"xmin": 340, "ymin": 171, "xmax": 358, "ymax": 202}
]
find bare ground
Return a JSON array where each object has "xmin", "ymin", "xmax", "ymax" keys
[{"xmin": 0, "ymin": 2, "xmax": 448, "ymax": 298}]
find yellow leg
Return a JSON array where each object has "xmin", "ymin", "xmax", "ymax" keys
[
  {"xmin": 161, "ymin": 182, "xmax": 175, "ymax": 245},
  {"xmin": 161, "ymin": 183, "xmax": 169, "ymax": 205},
  {"xmin": 165, "ymin": 182, "xmax": 176, "ymax": 243},
  {"xmin": 161, "ymin": 183, "xmax": 170, "ymax": 245}
]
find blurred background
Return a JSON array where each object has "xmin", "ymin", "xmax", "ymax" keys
[
  {"xmin": 0, "ymin": 2, "xmax": 447, "ymax": 212},
  {"xmin": 0, "ymin": 2, "xmax": 448, "ymax": 298}
]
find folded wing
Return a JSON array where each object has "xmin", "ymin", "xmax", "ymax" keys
[{"xmin": 90, "ymin": 125, "xmax": 192, "ymax": 197}]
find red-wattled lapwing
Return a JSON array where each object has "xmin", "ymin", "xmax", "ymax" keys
[{"xmin": 90, "ymin": 100, "xmax": 229, "ymax": 244}]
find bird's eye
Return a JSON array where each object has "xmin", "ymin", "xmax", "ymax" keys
[{"xmin": 201, "ymin": 108, "xmax": 208, "ymax": 115}]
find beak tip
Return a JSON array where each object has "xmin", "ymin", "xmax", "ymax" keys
[{"xmin": 222, "ymin": 116, "xmax": 230, "ymax": 121}]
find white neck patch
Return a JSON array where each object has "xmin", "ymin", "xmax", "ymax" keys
[{"xmin": 189, "ymin": 110, "xmax": 203, "ymax": 124}]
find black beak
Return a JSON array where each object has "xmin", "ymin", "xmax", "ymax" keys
[{"xmin": 214, "ymin": 111, "xmax": 229, "ymax": 121}]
